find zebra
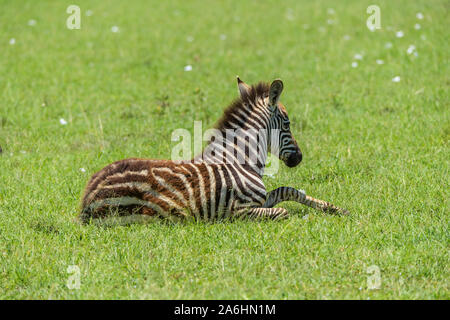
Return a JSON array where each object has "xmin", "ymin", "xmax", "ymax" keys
[{"xmin": 79, "ymin": 78, "xmax": 348, "ymax": 224}]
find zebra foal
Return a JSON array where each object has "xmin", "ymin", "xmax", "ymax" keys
[{"xmin": 79, "ymin": 78, "xmax": 348, "ymax": 224}]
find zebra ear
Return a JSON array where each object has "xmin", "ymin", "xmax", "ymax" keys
[
  {"xmin": 269, "ymin": 79, "xmax": 284, "ymax": 106},
  {"xmin": 237, "ymin": 76, "xmax": 251, "ymax": 97}
]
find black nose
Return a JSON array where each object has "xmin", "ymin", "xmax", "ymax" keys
[{"xmin": 286, "ymin": 150, "xmax": 302, "ymax": 167}]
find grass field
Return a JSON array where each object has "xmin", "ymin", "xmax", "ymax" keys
[{"xmin": 0, "ymin": 0, "xmax": 448, "ymax": 299}]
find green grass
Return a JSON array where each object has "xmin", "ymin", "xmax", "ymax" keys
[{"xmin": 0, "ymin": 0, "xmax": 448, "ymax": 299}]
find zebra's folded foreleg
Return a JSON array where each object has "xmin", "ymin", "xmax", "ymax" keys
[
  {"xmin": 234, "ymin": 207, "xmax": 290, "ymax": 221},
  {"xmin": 263, "ymin": 187, "xmax": 349, "ymax": 215}
]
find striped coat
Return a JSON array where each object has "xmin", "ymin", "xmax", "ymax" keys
[{"xmin": 80, "ymin": 78, "xmax": 347, "ymax": 224}]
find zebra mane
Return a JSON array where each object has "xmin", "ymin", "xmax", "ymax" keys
[{"xmin": 214, "ymin": 82, "xmax": 270, "ymax": 131}]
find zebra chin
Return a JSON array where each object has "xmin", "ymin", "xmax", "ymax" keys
[{"xmin": 283, "ymin": 151, "xmax": 302, "ymax": 168}]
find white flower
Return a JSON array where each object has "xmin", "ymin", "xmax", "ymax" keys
[
  {"xmin": 376, "ymin": 59, "xmax": 384, "ymax": 65},
  {"xmin": 354, "ymin": 53, "xmax": 363, "ymax": 60},
  {"xmin": 219, "ymin": 34, "xmax": 227, "ymax": 40},
  {"xmin": 285, "ymin": 8, "xmax": 294, "ymax": 21},
  {"xmin": 343, "ymin": 35, "xmax": 351, "ymax": 41},
  {"xmin": 186, "ymin": 36, "xmax": 194, "ymax": 42},
  {"xmin": 351, "ymin": 62, "xmax": 358, "ymax": 68},
  {"xmin": 414, "ymin": 23, "xmax": 421, "ymax": 30},
  {"xmin": 420, "ymin": 34, "xmax": 427, "ymax": 41},
  {"xmin": 416, "ymin": 12, "xmax": 424, "ymax": 20},
  {"xmin": 80, "ymin": 168, "xmax": 86, "ymax": 173},
  {"xmin": 368, "ymin": 25, "xmax": 376, "ymax": 32},
  {"xmin": 392, "ymin": 76, "xmax": 401, "ymax": 83},
  {"xmin": 86, "ymin": 10, "xmax": 93, "ymax": 16},
  {"xmin": 327, "ymin": 8, "xmax": 335, "ymax": 15},
  {"xmin": 396, "ymin": 31, "xmax": 404, "ymax": 38},
  {"xmin": 385, "ymin": 42, "xmax": 393, "ymax": 49},
  {"xmin": 59, "ymin": 118, "xmax": 68, "ymax": 125},
  {"xmin": 28, "ymin": 19, "xmax": 36, "ymax": 26},
  {"xmin": 327, "ymin": 19, "xmax": 334, "ymax": 25},
  {"xmin": 302, "ymin": 214, "xmax": 309, "ymax": 220},
  {"xmin": 111, "ymin": 26, "xmax": 119, "ymax": 33},
  {"xmin": 406, "ymin": 45, "xmax": 416, "ymax": 55},
  {"xmin": 9, "ymin": 38, "xmax": 15, "ymax": 45},
  {"xmin": 184, "ymin": 65, "xmax": 192, "ymax": 71}
]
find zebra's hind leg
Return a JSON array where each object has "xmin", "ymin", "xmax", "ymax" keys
[
  {"xmin": 263, "ymin": 187, "xmax": 349, "ymax": 215},
  {"xmin": 234, "ymin": 207, "xmax": 290, "ymax": 221}
]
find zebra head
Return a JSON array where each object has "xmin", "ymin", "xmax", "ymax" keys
[
  {"xmin": 237, "ymin": 78, "xmax": 302, "ymax": 168},
  {"xmin": 267, "ymin": 80, "xmax": 302, "ymax": 167}
]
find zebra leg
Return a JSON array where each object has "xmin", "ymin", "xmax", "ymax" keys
[
  {"xmin": 263, "ymin": 187, "xmax": 349, "ymax": 215},
  {"xmin": 234, "ymin": 207, "xmax": 290, "ymax": 221}
]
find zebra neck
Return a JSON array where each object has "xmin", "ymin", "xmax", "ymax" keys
[{"xmin": 200, "ymin": 125, "xmax": 270, "ymax": 177}]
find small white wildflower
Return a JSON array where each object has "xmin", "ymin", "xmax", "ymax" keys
[
  {"xmin": 318, "ymin": 27, "xmax": 326, "ymax": 33},
  {"xmin": 327, "ymin": 8, "xmax": 335, "ymax": 15},
  {"xmin": 406, "ymin": 45, "xmax": 416, "ymax": 55},
  {"xmin": 20, "ymin": 150, "xmax": 26, "ymax": 154},
  {"xmin": 413, "ymin": 51, "xmax": 418, "ymax": 57},
  {"xmin": 414, "ymin": 23, "xmax": 421, "ymax": 30},
  {"xmin": 376, "ymin": 59, "xmax": 384, "ymax": 65},
  {"xmin": 392, "ymin": 76, "xmax": 401, "ymax": 83},
  {"xmin": 351, "ymin": 62, "xmax": 358, "ymax": 68},
  {"xmin": 111, "ymin": 26, "xmax": 119, "ymax": 33},
  {"xmin": 285, "ymin": 8, "xmax": 294, "ymax": 21},
  {"xmin": 354, "ymin": 53, "xmax": 363, "ymax": 60},
  {"xmin": 186, "ymin": 36, "xmax": 194, "ymax": 42},
  {"xmin": 59, "ymin": 118, "xmax": 68, "ymax": 125},
  {"xmin": 184, "ymin": 65, "xmax": 192, "ymax": 72},
  {"xmin": 9, "ymin": 38, "xmax": 16, "ymax": 45},
  {"xmin": 219, "ymin": 34, "xmax": 226, "ymax": 40},
  {"xmin": 80, "ymin": 168, "xmax": 86, "ymax": 173},
  {"xmin": 343, "ymin": 35, "xmax": 351, "ymax": 41},
  {"xmin": 368, "ymin": 25, "xmax": 376, "ymax": 32},
  {"xmin": 327, "ymin": 19, "xmax": 334, "ymax": 25},
  {"xmin": 416, "ymin": 12, "xmax": 424, "ymax": 20},
  {"xmin": 385, "ymin": 42, "xmax": 393, "ymax": 49},
  {"xmin": 359, "ymin": 287, "xmax": 363, "ymax": 290},
  {"xmin": 302, "ymin": 214, "xmax": 309, "ymax": 220},
  {"xmin": 28, "ymin": 19, "xmax": 36, "ymax": 26},
  {"xmin": 396, "ymin": 31, "xmax": 404, "ymax": 38},
  {"xmin": 86, "ymin": 10, "xmax": 93, "ymax": 16},
  {"xmin": 420, "ymin": 34, "xmax": 427, "ymax": 41}
]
